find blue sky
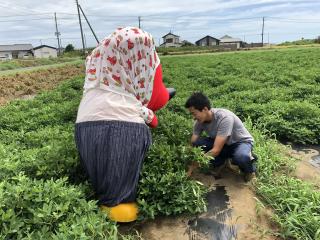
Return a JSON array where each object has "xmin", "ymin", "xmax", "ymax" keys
[{"xmin": 0, "ymin": 0, "xmax": 319, "ymax": 48}]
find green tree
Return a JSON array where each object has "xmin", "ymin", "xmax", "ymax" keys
[
  {"xmin": 181, "ymin": 40, "xmax": 194, "ymax": 47},
  {"xmin": 64, "ymin": 44, "xmax": 75, "ymax": 52}
]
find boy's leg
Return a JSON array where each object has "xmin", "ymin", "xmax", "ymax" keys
[
  {"xmin": 230, "ymin": 142, "xmax": 256, "ymax": 181},
  {"xmin": 212, "ymin": 145, "xmax": 232, "ymax": 167}
]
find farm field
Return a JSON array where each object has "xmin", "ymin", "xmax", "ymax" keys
[
  {"xmin": 0, "ymin": 57, "xmax": 81, "ymax": 71},
  {"xmin": 162, "ymin": 47, "xmax": 320, "ymax": 144},
  {"xmin": 156, "ymin": 43, "xmax": 320, "ymax": 56},
  {"xmin": 0, "ymin": 61, "xmax": 84, "ymax": 105},
  {"xmin": 0, "ymin": 47, "xmax": 319, "ymax": 239}
]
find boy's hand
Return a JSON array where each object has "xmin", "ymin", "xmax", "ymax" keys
[
  {"xmin": 186, "ymin": 161, "xmax": 199, "ymax": 177},
  {"xmin": 205, "ymin": 151, "xmax": 213, "ymax": 157}
]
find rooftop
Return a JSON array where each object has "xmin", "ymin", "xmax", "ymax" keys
[{"xmin": 0, "ymin": 44, "xmax": 33, "ymax": 52}]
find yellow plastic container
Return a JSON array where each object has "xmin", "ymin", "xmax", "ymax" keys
[{"xmin": 101, "ymin": 202, "xmax": 138, "ymax": 222}]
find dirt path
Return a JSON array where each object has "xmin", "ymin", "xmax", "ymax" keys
[
  {"xmin": 133, "ymin": 168, "xmax": 278, "ymax": 240},
  {"xmin": 135, "ymin": 144, "xmax": 320, "ymax": 240},
  {"xmin": 289, "ymin": 145, "xmax": 320, "ymax": 187}
]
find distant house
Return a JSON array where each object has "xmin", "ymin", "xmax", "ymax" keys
[
  {"xmin": 33, "ymin": 45, "xmax": 57, "ymax": 58},
  {"xmin": 0, "ymin": 44, "xmax": 33, "ymax": 60},
  {"xmin": 160, "ymin": 32, "xmax": 181, "ymax": 47},
  {"xmin": 219, "ymin": 35, "xmax": 244, "ymax": 49},
  {"xmin": 195, "ymin": 35, "xmax": 220, "ymax": 47}
]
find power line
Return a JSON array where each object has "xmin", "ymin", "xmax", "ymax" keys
[
  {"xmin": 57, "ymin": 12, "xmax": 138, "ymax": 18},
  {"xmin": 0, "ymin": 12, "xmax": 264, "ymax": 22},
  {"xmin": 268, "ymin": 32, "xmax": 318, "ymax": 36},
  {"xmin": 5, "ymin": 32, "xmax": 315, "ymax": 42},
  {"xmin": 0, "ymin": 13, "xmax": 52, "ymax": 18},
  {"xmin": 0, "ymin": 37, "xmax": 57, "ymax": 41},
  {"xmin": 0, "ymin": 3, "xmax": 48, "ymax": 15},
  {"xmin": 268, "ymin": 16, "xmax": 320, "ymax": 22},
  {"xmin": 0, "ymin": 17, "xmax": 74, "ymax": 23},
  {"xmin": 1, "ymin": 14, "xmax": 319, "ymax": 25}
]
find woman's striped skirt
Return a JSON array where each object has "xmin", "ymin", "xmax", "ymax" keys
[{"xmin": 75, "ymin": 120, "xmax": 151, "ymax": 206}]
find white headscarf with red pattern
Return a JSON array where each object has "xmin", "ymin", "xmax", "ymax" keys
[{"xmin": 84, "ymin": 27, "xmax": 160, "ymax": 123}]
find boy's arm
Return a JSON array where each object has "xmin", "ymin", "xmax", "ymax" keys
[
  {"xmin": 190, "ymin": 134, "xmax": 199, "ymax": 144},
  {"xmin": 207, "ymin": 116, "xmax": 233, "ymax": 157},
  {"xmin": 207, "ymin": 136, "xmax": 228, "ymax": 157},
  {"xmin": 191, "ymin": 121, "xmax": 202, "ymax": 144}
]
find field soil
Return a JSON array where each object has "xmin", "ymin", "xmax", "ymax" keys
[
  {"xmin": 134, "ymin": 145, "xmax": 320, "ymax": 240},
  {"xmin": 289, "ymin": 145, "xmax": 320, "ymax": 187},
  {"xmin": 0, "ymin": 63, "xmax": 84, "ymax": 105},
  {"xmin": 136, "ymin": 145, "xmax": 320, "ymax": 240},
  {"xmin": 128, "ymin": 168, "xmax": 280, "ymax": 240}
]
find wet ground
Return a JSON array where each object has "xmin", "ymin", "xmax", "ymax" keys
[
  {"xmin": 127, "ymin": 167, "xmax": 278, "ymax": 240},
  {"xmin": 289, "ymin": 144, "xmax": 320, "ymax": 187},
  {"xmin": 121, "ymin": 144, "xmax": 320, "ymax": 240},
  {"xmin": 188, "ymin": 186, "xmax": 237, "ymax": 240}
]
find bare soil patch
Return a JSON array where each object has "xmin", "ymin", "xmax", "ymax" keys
[
  {"xmin": 289, "ymin": 145, "xmax": 320, "ymax": 187},
  {"xmin": 0, "ymin": 64, "xmax": 84, "ymax": 105},
  {"xmin": 124, "ymin": 168, "xmax": 280, "ymax": 240}
]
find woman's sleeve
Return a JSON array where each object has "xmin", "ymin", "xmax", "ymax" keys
[{"xmin": 147, "ymin": 64, "xmax": 169, "ymax": 112}]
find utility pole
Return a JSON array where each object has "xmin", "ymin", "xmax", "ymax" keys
[
  {"xmin": 78, "ymin": 4, "xmax": 99, "ymax": 44},
  {"xmin": 84, "ymin": 32, "xmax": 87, "ymax": 49},
  {"xmin": 75, "ymin": 0, "xmax": 85, "ymax": 54},
  {"xmin": 261, "ymin": 16, "xmax": 265, "ymax": 47},
  {"xmin": 54, "ymin": 12, "xmax": 61, "ymax": 56},
  {"xmin": 138, "ymin": 16, "xmax": 141, "ymax": 29}
]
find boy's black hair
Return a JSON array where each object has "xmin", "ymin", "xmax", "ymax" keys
[{"xmin": 185, "ymin": 92, "xmax": 211, "ymax": 111}]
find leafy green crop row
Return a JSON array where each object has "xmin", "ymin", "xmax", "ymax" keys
[
  {"xmin": 1, "ymin": 47, "xmax": 319, "ymax": 239},
  {"xmin": 162, "ymin": 48, "xmax": 320, "ymax": 144},
  {"xmin": 0, "ymin": 77, "xmax": 208, "ymax": 239},
  {"xmin": 247, "ymin": 121, "xmax": 320, "ymax": 239},
  {"xmin": 0, "ymin": 175, "xmax": 120, "ymax": 240}
]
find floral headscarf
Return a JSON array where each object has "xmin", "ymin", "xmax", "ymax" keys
[{"xmin": 84, "ymin": 27, "xmax": 160, "ymax": 124}]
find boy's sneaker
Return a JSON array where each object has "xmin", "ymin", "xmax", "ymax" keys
[
  {"xmin": 226, "ymin": 158, "xmax": 241, "ymax": 174},
  {"xmin": 251, "ymin": 152, "xmax": 258, "ymax": 162},
  {"xmin": 244, "ymin": 172, "xmax": 256, "ymax": 182},
  {"xmin": 209, "ymin": 162, "xmax": 226, "ymax": 178}
]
